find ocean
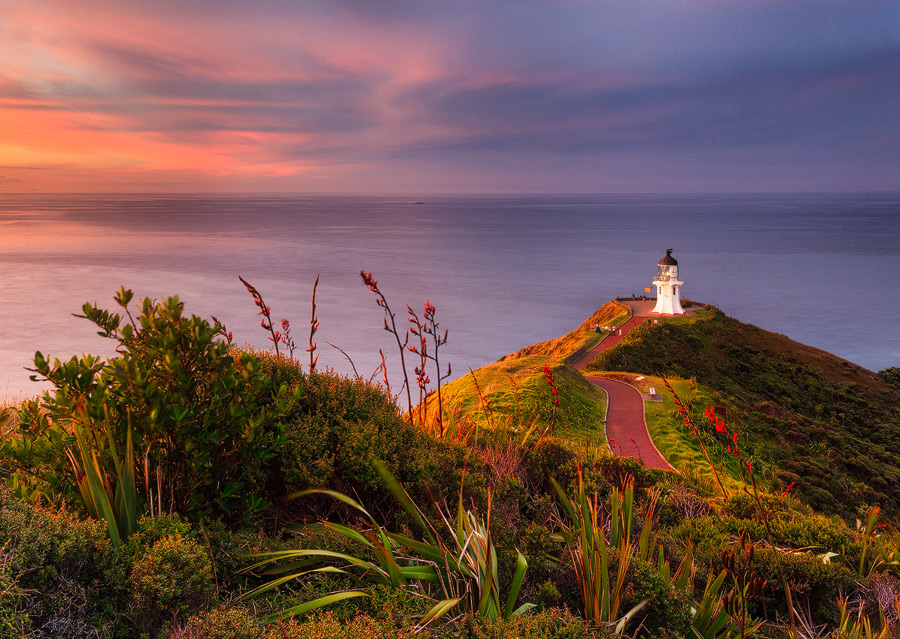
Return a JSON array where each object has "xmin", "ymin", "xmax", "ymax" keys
[{"xmin": 1, "ymin": 193, "xmax": 898, "ymax": 400}]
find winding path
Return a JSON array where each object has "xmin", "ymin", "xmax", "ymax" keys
[
  {"xmin": 572, "ymin": 301, "xmax": 675, "ymax": 471},
  {"xmin": 584, "ymin": 376, "xmax": 673, "ymax": 471}
]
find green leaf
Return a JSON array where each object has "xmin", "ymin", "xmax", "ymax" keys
[
  {"xmin": 372, "ymin": 458, "xmax": 437, "ymax": 545},
  {"xmin": 262, "ymin": 590, "xmax": 370, "ymax": 624},
  {"xmin": 503, "ymin": 550, "xmax": 529, "ymax": 619},
  {"xmin": 240, "ymin": 566, "xmax": 348, "ymax": 601},
  {"xmin": 417, "ymin": 598, "xmax": 462, "ymax": 630},
  {"xmin": 77, "ymin": 436, "xmax": 121, "ymax": 547}
]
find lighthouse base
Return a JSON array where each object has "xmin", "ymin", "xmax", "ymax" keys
[{"xmin": 652, "ymin": 280, "xmax": 684, "ymax": 315}]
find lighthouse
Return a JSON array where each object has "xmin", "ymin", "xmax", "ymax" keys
[{"xmin": 651, "ymin": 249, "xmax": 684, "ymax": 315}]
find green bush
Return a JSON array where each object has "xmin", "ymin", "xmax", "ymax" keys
[
  {"xmin": 0, "ymin": 564, "xmax": 28, "ymax": 639},
  {"xmin": 747, "ymin": 546, "xmax": 854, "ymax": 623},
  {"xmin": 877, "ymin": 367, "xmax": 900, "ymax": 390},
  {"xmin": 272, "ymin": 364, "xmax": 418, "ymax": 493},
  {"xmin": 0, "ymin": 486, "xmax": 125, "ymax": 637},
  {"xmin": 459, "ymin": 607, "xmax": 611, "ymax": 638},
  {"xmin": 182, "ymin": 606, "xmax": 259, "ymax": 639},
  {"xmin": 620, "ymin": 557, "xmax": 691, "ymax": 637},
  {"xmin": 262, "ymin": 611, "xmax": 421, "ymax": 639},
  {"xmin": 671, "ymin": 515, "xmax": 766, "ymax": 556},
  {"xmin": 1, "ymin": 290, "xmax": 292, "ymax": 526},
  {"xmin": 343, "ymin": 584, "xmax": 431, "ymax": 628},
  {"xmin": 519, "ymin": 522, "xmax": 560, "ymax": 579},
  {"xmin": 257, "ymin": 354, "xmax": 492, "ymax": 521},
  {"xmin": 128, "ymin": 517, "xmax": 214, "ymax": 636},
  {"xmin": 772, "ymin": 514, "xmax": 859, "ymax": 556},
  {"xmin": 523, "ymin": 441, "xmax": 580, "ymax": 493}
]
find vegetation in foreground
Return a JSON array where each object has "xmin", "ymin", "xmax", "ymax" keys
[{"xmin": 0, "ymin": 283, "xmax": 898, "ymax": 639}]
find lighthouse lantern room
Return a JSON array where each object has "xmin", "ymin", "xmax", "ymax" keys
[{"xmin": 651, "ymin": 249, "xmax": 684, "ymax": 315}]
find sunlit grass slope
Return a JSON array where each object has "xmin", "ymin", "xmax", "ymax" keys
[
  {"xmin": 500, "ymin": 300, "xmax": 632, "ymax": 363},
  {"xmin": 439, "ymin": 301, "xmax": 631, "ymax": 442}
]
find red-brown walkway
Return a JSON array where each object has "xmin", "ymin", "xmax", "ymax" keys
[
  {"xmin": 571, "ymin": 301, "xmax": 674, "ymax": 471},
  {"xmin": 569, "ymin": 315, "xmax": 647, "ymax": 370},
  {"xmin": 584, "ymin": 376, "xmax": 673, "ymax": 471}
]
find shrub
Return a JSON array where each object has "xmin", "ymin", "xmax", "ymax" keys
[
  {"xmin": 180, "ymin": 606, "xmax": 258, "ymax": 639},
  {"xmin": 0, "ymin": 564, "xmax": 28, "ymax": 639},
  {"xmin": 259, "ymin": 355, "xmax": 406, "ymax": 495},
  {"xmin": 1, "ymin": 290, "xmax": 291, "ymax": 528},
  {"xmin": 127, "ymin": 515, "xmax": 215, "ymax": 636},
  {"xmin": 275, "ymin": 368, "xmax": 413, "ymax": 494},
  {"xmin": 619, "ymin": 557, "xmax": 691, "ymax": 637},
  {"xmin": 723, "ymin": 492, "xmax": 804, "ymax": 523},
  {"xmin": 459, "ymin": 607, "xmax": 611, "ymax": 638},
  {"xmin": 772, "ymin": 515, "xmax": 859, "ymax": 556},
  {"xmin": 523, "ymin": 441, "xmax": 580, "ymax": 493},
  {"xmin": 519, "ymin": 522, "xmax": 560, "ymax": 579},
  {"xmin": 877, "ymin": 367, "xmax": 900, "ymax": 390},
  {"xmin": 258, "ymin": 353, "xmax": 492, "ymax": 521},
  {"xmin": 0, "ymin": 486, "xmax": 125, "ymax": 637},
  {"xmin": 711, "ymin": 544, "xmax": 854, "ymax": 624},
  {"xmin": 262, "ymin": 611, "xmax": 421, "ymax": 639},
  {"xmin": 532, "ymin": 580, "xmax": 562, "ymax": 609},
  {"xmin": 341, "ymin": 584, "xmax": 431, "ymax": 627}
]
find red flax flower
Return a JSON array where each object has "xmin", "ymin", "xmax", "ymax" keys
[
  {"xmin": 239, "ymin": 275, "xmax": 281, "ymax": 356},
  {"xmin": 360, "ymin": 269, "xmax": 414, "ymax": 424},
  {"xmin": 421, "ymin": 299, "xmax": 450, "ymax": 437},
  {"xmin": 211, "ymin": 316, "xmax": 234, "ymax": 345},
  {"xmin": 280, "ymin": 318, "xmax": 298, "ymax": 358},
  {"xmin": 542, "ymin": 365, "xmax": 559, "ymax": 406},
  {"xmin": 361, "ymin": 271, "xmax": 377, "ymax": 291},
  {"xmin": 662, "ymin": 376, "xmax": 729, "ymax": 500}
]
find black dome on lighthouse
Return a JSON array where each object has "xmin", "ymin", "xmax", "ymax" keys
[{"xmin": 658, "ymin": 249, "xmax": 678, "ymax": 266}]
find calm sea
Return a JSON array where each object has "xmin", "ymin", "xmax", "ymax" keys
[{"xmin": 1, "ymin": 193, "xmax": 898, "ymax": 400}]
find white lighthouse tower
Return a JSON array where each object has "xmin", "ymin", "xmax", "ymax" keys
[{"xmin": 651, "ymin": 249, "xmax": 684, "ymax": 315}]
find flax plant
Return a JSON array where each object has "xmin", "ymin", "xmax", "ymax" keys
[
  {"xmin": 407, "ymin": 305, "xmax": 430, "ymax": 428},
  {"xmin": 67, "ymin": 406, "xmax": 139, "ymax": 547},
  {"xmin": 691, "ymin": 569, "xmax": 740, "ymax": 639},
  {"xmin": 833, "ymin": 598, "xmax": 890, "ymax": 639},
  {"xmin": 239, "ymin": 276, "xmax": 282, "ymax": 356},
  {"xmin": 674, "ymin": 387, "xmax": 799, "ymax": 636},
  {"xmin": 550, "ymin": 471, "xmax": 652, "ymax": 634},
  {"xmin": 242, "ymin": 460, "xmax": 533, "ymax": 627}
]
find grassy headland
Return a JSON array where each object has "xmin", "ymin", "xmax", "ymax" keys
[{"xmin": 2, "ymin": 290, "xmax": 899, "ymax": 639}]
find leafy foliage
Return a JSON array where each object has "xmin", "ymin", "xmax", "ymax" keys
[
  {"xmin": 1, "ymin": 289, "xmax": 293, "ymax": 524},
  {"xmin": 0, "ymin": 484, "xmax": 125, "ymax": 637},
  {"xmin": 244, "ymin": 460, "xmax": 534, "ymax": 627},
  {"xmin": 127, "ymin": 516, "xmax": 215, "ymax": 636},
  {"xmin": 877, "ymin": 367, "xmax": 900, "ymax": 390}
]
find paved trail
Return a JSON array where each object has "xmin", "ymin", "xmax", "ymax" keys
[
  {"xmin": 584, "ymin": 376, "xmax": 673, "ymax": 470},
  {"xmin": 572, "ymin": 301, "xmax": 675, "ymax": 471},
  {"xmin": 569, "ymin": 315, "xmax": 646, "ymax": 370}
]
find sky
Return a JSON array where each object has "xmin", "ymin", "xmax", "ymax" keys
[{"xmin": 1, "ymin": 0, "xmax": 898, "ymax": 193}]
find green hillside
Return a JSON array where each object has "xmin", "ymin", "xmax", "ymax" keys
[{"xmin": 587, "ymin": 306, "xmax": 900, "ymax": 518}]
